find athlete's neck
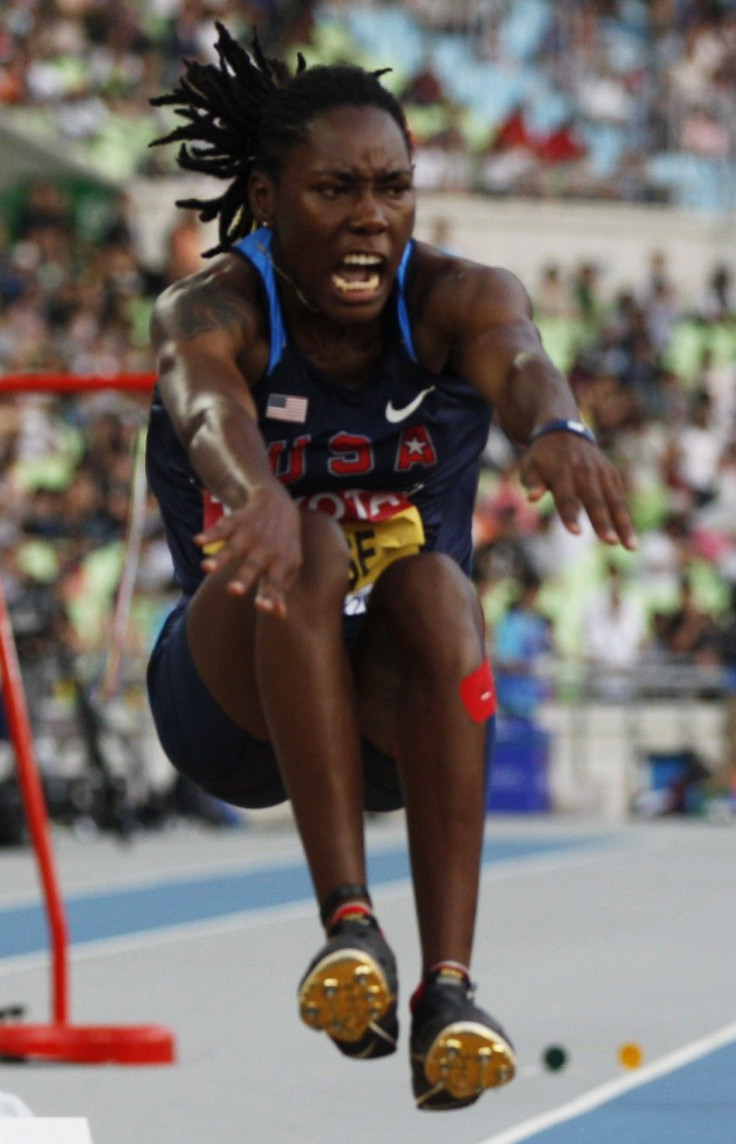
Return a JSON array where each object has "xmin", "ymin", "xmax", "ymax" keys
[{"xmin": 278, "ymin": 287, "xmax": 388, "ymax": 387}]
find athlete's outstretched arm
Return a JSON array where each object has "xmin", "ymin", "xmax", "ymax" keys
[
  {"xmin": 151, "ymin": 263, "xmax": 301, "ymax": 612},
  {"xmin": 439, "ymin": 261, "xmax": 636, "ymax": 551}
]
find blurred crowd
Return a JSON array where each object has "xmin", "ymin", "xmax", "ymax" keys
[
  {"xmin": 2, "ymin": 1, "xmax": 736, "ymax": 205},
  {"xmin": 396, "ymin": 0, "xmax": 736, "ymax": 206}
]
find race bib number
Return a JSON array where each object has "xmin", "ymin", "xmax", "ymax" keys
[
  {"xmin": 342, "ymin": 506, "xmax": 425, "ymax": 595},
  {"xmin": 296, "ymin": 489, "xmax": 426, "ymax": 612}
]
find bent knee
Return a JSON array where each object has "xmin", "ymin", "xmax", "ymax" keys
[
  {"xmin": 295, "ymin": 508, "xmax": 350, "ymax": 599},
  {"xmin": 370, "ymin": 552, "xmax": 482, "ymax": 649}
]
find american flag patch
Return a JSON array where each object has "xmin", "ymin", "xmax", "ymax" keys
[{"xmin": 266, "ymin": 393, "xmax": 308, "ymax": 423}]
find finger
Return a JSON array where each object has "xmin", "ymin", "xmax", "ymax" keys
[
  {"xmin": 226, "ymin": 555, "xmax": 266, "ymax": 596},
  {"xmin": 194, "ymin": 518, "xmax": 234, "ymax": 550},
  {"xmin": 196, "ymin": 520, "xmax": 238, "ymax": 566},
  {"xmin": 573, "ymin": 462, "xmax": 639, "ymax": 549},
  {"xmin": 574, "ymin": 465, "xmax": 636, "ymax": 549},
  {"xmin": 200, "ymin": 537, "xmax": 240, "ymax": 574},
  {"xmin": 600, "ymin": 471, "xmax": 638, "ymax": 550},
  {"xmin": 519, "ymin": 459, "xmax": 548, "ymax": 503},
  {"xmin": 577, "ymin": 483, "xmax": 620, "ymax": 546},
  {"xmin": 547, "ymin": 475, "xmax": 583, "ymax": 534},
  {"xmin": 255, "ymin": 579, "xmax": 288, "ymax": 618},
  {"xmin": 254, "ymin": 558, "xmax": 300, "ymax": 618},
  {"xmin": 200, "ymin": 546, "xmax": 228, "ymax": 573},
  {"xmin": 200, "ymin": 526, "xmax": 257, "ymax": 577},
  {"xmin": 526, "ymin": 481, "xmax": 547, "ymax": 503}
]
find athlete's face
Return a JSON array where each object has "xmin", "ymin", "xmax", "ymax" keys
[{"xmin": 252, "ymin": 105, "xmax": 416, "ymax": 322}]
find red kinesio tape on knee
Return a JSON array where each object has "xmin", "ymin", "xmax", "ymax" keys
[{"xmin": 459, "ymin": 657, "xmax": 496, "ymax": 721}]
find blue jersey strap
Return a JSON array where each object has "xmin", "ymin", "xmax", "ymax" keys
[
  {"xmin": 236, "ymin": 231, "xmax": 417, "ymax": 372},
  {"xmin": 234, "ymin": 227, "xmax": 287, "ymax": 374},
  {"xmin": 396, "ymin": 240, "xmax": 417, "ymax": 362}
]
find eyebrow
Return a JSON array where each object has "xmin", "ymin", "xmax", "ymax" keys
[{"xmin": 312, "ymin": 167, "xmax": 414, "ymax": 180}]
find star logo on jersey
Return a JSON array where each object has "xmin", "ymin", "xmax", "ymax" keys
[
  {"xmin": 404, "ymin": 434, "xmax": 428, "ymax": 456},
  {"xmin": 385, "ymin": 385, "xmax": 436, "ymax": 424}
]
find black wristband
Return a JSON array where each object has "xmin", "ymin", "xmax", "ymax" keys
[{"xmin": 528, "ymin": 418, "xmax": 596, "ymax": 446}]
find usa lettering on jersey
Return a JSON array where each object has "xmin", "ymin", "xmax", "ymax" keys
[{"xmin": 266, "ymin": 425, "xmax": 438, "ymax": 485}]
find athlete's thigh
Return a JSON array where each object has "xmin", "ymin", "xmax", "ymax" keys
[
  {"xmin": 185, "ymin": 562, "xmax": 269, "ymax": 739},
  {"xmin": 147, "ymin": 600, "xmax": 284, "ymax": 807},
  {"xmin": 352, "ymin": 552, "xmax": 485, "ymax": 754}
]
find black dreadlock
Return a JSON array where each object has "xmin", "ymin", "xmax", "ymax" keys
[{"xmin": 150, "ymin": 23, "xmax": 412, "ymax": 256}]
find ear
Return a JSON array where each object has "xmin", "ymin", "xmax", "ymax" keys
[{"xmin": 248, "ymin": 170, "xmax": 276, "ymax": 228}]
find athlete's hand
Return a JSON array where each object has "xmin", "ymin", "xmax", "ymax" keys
[
  {"xmin": 520, "ymin": 433, "xmax": 637, "ymax": 551},
  {"xmin": 194, "ymin": 483, "xmax": 302, "ymax": 617}
]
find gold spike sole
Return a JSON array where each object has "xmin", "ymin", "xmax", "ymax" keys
[
  {"xmin": 298, "ymin": 951, "xmax": 393, "ymax": 1043},
  {"xmin": 420, "ymin": 1021, "xmax": 517, "ymax": 1101}
]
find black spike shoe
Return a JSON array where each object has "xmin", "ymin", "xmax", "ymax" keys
[
  {"xmin": 410, "ymin": 968, "xmax": 516, "ymax": 1110},
  {"xmin": 298, "ymin": 914, "xmax": 398, "ymax": 1059}
]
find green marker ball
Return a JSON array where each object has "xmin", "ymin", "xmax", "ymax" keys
[{"xmin": 542, "ymin": 1045, "xmax": 568, "ymax": 1071}]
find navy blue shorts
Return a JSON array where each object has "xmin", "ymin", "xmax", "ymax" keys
[{"xmin": 147, "ymin": 600, "xmax": 404, "ymax": 812}]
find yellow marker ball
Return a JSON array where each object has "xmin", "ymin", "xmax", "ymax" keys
[{"xmin": 618, "ymin": 1042, "xmax": 644, "ymax": 1069}]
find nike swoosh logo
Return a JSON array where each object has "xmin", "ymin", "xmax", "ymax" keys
[{"xmin": 385, "ymin": 386, "xmax": 436, "ymax": 424}]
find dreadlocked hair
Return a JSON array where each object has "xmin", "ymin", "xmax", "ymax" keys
[{"xmin": 150, "ymin": 22, "xmax": 412, "ymax": 256}]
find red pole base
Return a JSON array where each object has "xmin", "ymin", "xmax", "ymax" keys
[{"xmin": 0, "ymin": 1023, "xmax": 176, "ymax": 1065}]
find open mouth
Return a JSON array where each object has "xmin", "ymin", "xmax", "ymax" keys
[{"xmin": 331, "ymin": 253, "xmax": 387, "ymax": 299}]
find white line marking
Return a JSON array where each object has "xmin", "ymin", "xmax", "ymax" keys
[{"xmin": 474, "ymin": 1019, "xmax": 736, "ymax": 1144}]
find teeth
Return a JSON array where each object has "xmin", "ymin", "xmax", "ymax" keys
[
  {"xmin": 341, "ymin": 254, "xmax": 383, "ymax": 266},
  {"xmin": 332, "ymin": 272, "xmax": 381, "ymax": 293}
]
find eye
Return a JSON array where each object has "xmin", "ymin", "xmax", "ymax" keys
[
  {"xmin": 316, "ymin": 183, "xmax": 347, "ymax": 199},
  {"xmin": 382, "ymin": 181, "xmax": 413, "ymax": 199}
]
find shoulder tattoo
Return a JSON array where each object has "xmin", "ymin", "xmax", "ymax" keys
[{"xmin": 168, "ymin": 283, "xmax": 248, "ymax": 340}]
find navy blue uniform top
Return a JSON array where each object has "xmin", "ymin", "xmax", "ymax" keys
[{"xmin": 146, "ymin": 228, "xmax": 493, "ymax": 613}]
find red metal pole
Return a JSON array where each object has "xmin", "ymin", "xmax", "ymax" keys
[
  {"xmin": 0, "ymin": 370, "xmax": 177, "ymax": 1063},
  {"xmin": 0, "ymin": 578, "xmax": 69, "ymax": 1023},
  {"xmin": 0, "ymin": 373, "xmax": 156, "ymax": 393}
]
